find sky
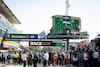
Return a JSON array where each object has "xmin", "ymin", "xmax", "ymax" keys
[{"xmin": 3, "ymin": 0, "xmax": 100, "ymax": 42}]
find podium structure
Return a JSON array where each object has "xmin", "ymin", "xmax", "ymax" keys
[{"xmin": 47, "ymin": 15, "xmax": 89, "ymax": 51}]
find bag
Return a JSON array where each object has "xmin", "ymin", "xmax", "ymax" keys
[{"xmin": 17, "ymin": 58, "xmax": 19, "ymax": 62}]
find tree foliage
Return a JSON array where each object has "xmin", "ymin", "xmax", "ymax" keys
[{"xmin": 29, "ymin": 46, "xmax": 64, "ymax": 52}]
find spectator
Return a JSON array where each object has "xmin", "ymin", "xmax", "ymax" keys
[
  {"xmin": 28, "ymin": 52, "xmax": 32, "ymax": 67},
  {"xmin": 84, "ymin": 51, "xmax": 88, "ymax": 67},
  {"xmin": 93, "ymin": 49, "xmax": 99, "ymax": 67},
  {"xmin": 61, "ymin": 53, "xmax": 64, "ymax": 66},
  {"xmin": 43, "ymin": 51, "xmax": 49, "ymax": 67},
  {"xmin": 79, "ymin": 51, "xmax": 84, "ymax": 67},
  {"xmin": 22, "ymin": 51, "xmax": 27, "ymax": 67},
  {"xmin": 65, "ymin": 51, "xmax": 70, "ymax": 66},
  {"xmin": 0, "ymin": 52, "xmax": 2, "ymax": 62},
  {"xmin": 2, "ymin": 52, "xmax": 5, "ymax": 63},
  {"xmin": 2, "ymin": 52, "xmax": 3, "ymax": 63},
  {"xmin": 38, "ymin": 52, "xmax": 42, "ymax": 63},
  {"xmin": 53, "ymin": 52, "xmax": 58, "ymax": 66},
  {"xmin": 71, "ymin": 43, "xmax": 75, "ymax": 50},
  {"xmin": 15, "ymin": 52, "xmax": 18, "ymax": 64},
  {"xmin": 7, "ymin": 52, "xmax": 11, "ymax": 63},
  {"xmin": 19, "ymin": 52, "xmax": 22, "ymax": 65},
  {"xmin": 72, "ymin": 54, "xmax": 78, "ymax": 67},
  {"xmin": 11, "ymin": 52, "xmax": 15, "ymax": 63},
  {"xmin": 33, "ymin": 52, "xmax": 38, "ymax": 67},
  {"xmin": 88, "ymin": 50, "xmax": 93, "ymax": 67},
  {"xmin": 57, "ymin": 52, "xmax": 61, "ymax": 65},
  {"xmin": 48, "ymin": 51, "xmax": 52, "ymax": 65}
]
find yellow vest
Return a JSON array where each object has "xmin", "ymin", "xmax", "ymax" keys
[
  {"xmin": 17, "ymin": 54, "xmax": 20, "ymax": 58},
  {"xmin": 15, "ymin": 54, "xmax": 18, "ymax": 58}
]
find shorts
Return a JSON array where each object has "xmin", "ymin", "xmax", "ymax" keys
[
  {"xmin": 72, "ymin": 61, "xmax": 78, "ymax": 66},
  {"xmin": 28, "ymin": 59, "xmax": 32, "ymax": 65}
]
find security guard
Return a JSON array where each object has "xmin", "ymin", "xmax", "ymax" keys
[{"xmin": 15, "ymin": 52, "xmax": 18, "ymax": 64}]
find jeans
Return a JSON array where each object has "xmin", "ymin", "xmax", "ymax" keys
[
  {"xmin": 23, "ymin": 61, "xmax": 26, "ymax": 67},
  {"xmin": 84, "ymin": 60, "xmax": 88, "ymax": 67},
  {"xmin": 43, "ymin": 60, "xmax": 48, "ymax": 67},
  {"xmin": 93, "ymin": 58, "xmax": 98, "ymax": 67}
]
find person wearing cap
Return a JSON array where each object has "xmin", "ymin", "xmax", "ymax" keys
[
  {"xmin": 53, "ymin": 52, "xmax": 58, "ymax": 66},
  {"xmin": 65, "ymin": 51, "xmax": 70, "ymax": 66}
]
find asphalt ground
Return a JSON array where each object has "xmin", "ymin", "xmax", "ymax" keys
[{"xmin": 0, "ymin": 62, "xmax": 73, "ymax": 67}]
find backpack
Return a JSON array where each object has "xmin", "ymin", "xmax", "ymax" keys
[
  {"xmin": 33, "ymin": 55, "xmax": 39, "ymax": 63},
  {"xmin": 8, "ymin": 54, "xmax": 11, "ymax": 59}
]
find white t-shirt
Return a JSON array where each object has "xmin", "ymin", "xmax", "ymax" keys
[
  {"xmin": 82, "ymin": 42, "xmax": 85, "ymax": 46},
  {"xmin": 93, "ymin": 51, "xmax": 99, "ymax": 58},
  {"xmin": 53, "ymin": 54, "xmax": 58, "ymax": 60},
  {"xmin": 22, "ymin": 53, "xmax": 27, "ymax": 61},
  {"xmin": 3, "ymin": 53, "xmax": 7, "ymax": 58},
  {"xmin": 71, "ymin": 43, "xmax": 75, "ymax": 47},
  {"xmin": 84, "ymin": 53, "xmax": 88, "ymax": 60},
  {"xmin": 65, "ymin": 53, "xmax": 70, "ymax": 59},
  {"xmin": 78, "ymin": 26, "xmax": 80, "ymax": 29},
  {"xmin": 11, "ymin": 53, "xmax": 15, "ymax": 58},
  {"xmin": 43, "ymin": 53, "xmax": 49, "ymax": 60},
  {"xmin": 73, "ymin": 57, "xmax": 78, "ymax": 61}
]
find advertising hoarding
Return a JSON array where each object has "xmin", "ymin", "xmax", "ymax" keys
[
  {"xmin": 10, "ymin": 34, "xmax": 38, "ymax": 39},
  {"xmin": 29, "ymin": 41, "xmax": 52, "ymax": 46},
  {"xmin": 0, "ymin": 14, "xmax": 19, "ymax": 33}
]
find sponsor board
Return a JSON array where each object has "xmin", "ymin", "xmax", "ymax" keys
[
  {"xmin": 29, "ymin": 41, "xmax": 52, "ymax": 46},
  {"xmin": 10, "ymin": 34, "xmax": 38, "ymax": 39}
]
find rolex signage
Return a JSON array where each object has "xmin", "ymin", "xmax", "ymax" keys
[{"xmin": 10, "ymin": 34, "xmax": 38, "ymax": 39}]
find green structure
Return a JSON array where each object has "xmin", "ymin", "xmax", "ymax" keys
[
  {"xmin": 51, "ymin": 15, "xmax": 81, "ymax": 35},
  {"xmin": 55, "ymin": 18, "xmax": 78, "ymax": 32}
]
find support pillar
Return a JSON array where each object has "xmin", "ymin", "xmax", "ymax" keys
[{"xmin": 67, "ymin": 38, "xmax": 69, "ymax": 51}]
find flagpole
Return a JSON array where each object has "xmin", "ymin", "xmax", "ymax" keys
[{"xmin": 66, "ymin": 0, "xmax": 70, "ymax": 15}]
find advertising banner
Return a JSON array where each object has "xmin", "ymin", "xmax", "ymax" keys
[
  {"xmin": 0, "ymin": 14, "xmax": 19, "ymax": 33},
  {"xmin": 3, "ymin": 44, "xmax": 9, "ymax": 48},
  {"xmin": 10, "ymin": 34, "xmax": 38, "ymax": 39},
  {"xmin": 29, "ymin": 41, "xmax": 42, "ymax": 46},
  {"xmin": 29, "ymin": 41, "xmax": 52, "ymax": 46}
]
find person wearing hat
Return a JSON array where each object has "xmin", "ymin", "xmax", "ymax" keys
[
  {"xmin": 53, "ymin": 52, "xmax": 58, "ymax": 66},
  {"xmin": 65, "ymin": 51, "xmax": 70, "ymax": 66}
]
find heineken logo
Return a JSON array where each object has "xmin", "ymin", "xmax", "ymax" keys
[
  {"xmin": 11, "ymin": 35, "xmax": 26, "ymax": 38},
  {"xmin": 10, "ymin": 34, "xmax": 38, "ymax": 39}
]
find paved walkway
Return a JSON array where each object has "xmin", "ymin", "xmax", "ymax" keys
[
  {"xmin": 0, "ymin": 63, "xmax": 73, "ymax": 67},
  {"xmin": 0, "ymin": 59, "xmax": 73, "ymax": 67}
]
